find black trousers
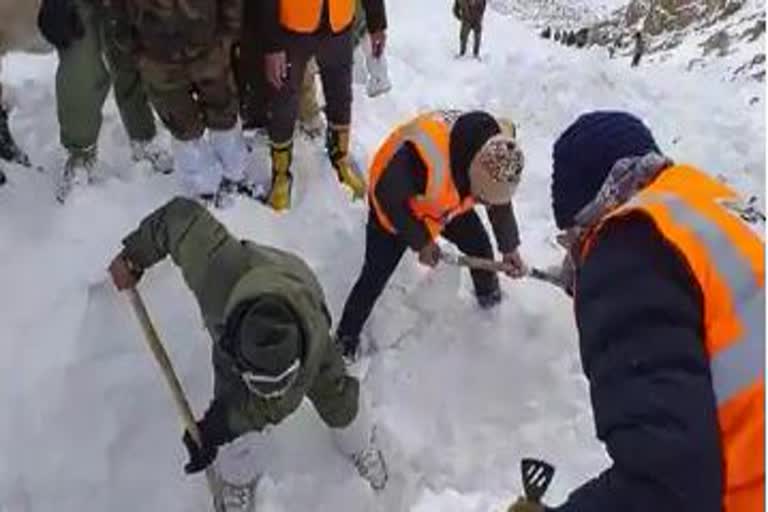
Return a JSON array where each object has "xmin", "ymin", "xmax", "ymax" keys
[
  {"xmin": 268, "ymin": 30, "xmax": 353, "ymax": 143},
  {"xmin": 234, "ymin": 0, "xmax": 269, "ymax": 128},
  {"xmin": 337, "ymin": 209, "xmax": 499, "ymax": 340}
]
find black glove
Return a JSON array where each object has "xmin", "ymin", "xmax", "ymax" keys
[
  {"xmin": 38, "ymin": 0, "xmax": 85, "ymax": 50},
  {"xmin": 181, "ymin": 398, "xmax": 236, "ymax": 474},
  {"xmin": 182, "ymin": 429, "xmax": 218, "ymax": 474}
]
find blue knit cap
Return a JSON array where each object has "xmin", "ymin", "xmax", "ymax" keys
[{"xmin": 551, "ymin": 111, "xmax": 661, "ymax": 229}]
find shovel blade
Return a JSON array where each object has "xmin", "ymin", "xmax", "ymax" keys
[{"xmin": 521, "ymin": 458, "xmax": 555, "ymax": 503}]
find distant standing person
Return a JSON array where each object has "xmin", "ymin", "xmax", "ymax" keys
[
  {"xmin": 453, "ymin": 0, "xmax": 486, "ymax": 59},
  {"xmin": 631, "ymin": 31, "xmax": 644, "ymax": 67}
]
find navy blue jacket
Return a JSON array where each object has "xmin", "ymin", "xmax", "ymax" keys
[{"xmin": 554, "ymin": 214, "xmax": 723, "ymax": 512}]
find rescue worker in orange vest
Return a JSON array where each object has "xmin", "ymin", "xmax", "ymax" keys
[
  {"xmin": 508, "ymin": 111, "xmax": 765, "ymax": 512},
  {"xmin": 335, "ymin": 110, "xmax": 527, "ymax": 360},
  {"xmin": 261, "ymin": 0, "xmax": 387, "ymax": 210}
]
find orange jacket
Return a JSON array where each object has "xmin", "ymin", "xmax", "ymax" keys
[
  {"xmin": 583, "ymin": 164, "xmax": 765, "ymax": 512},
  {"xmin": 368, "ymin": 112, "xmax": 475, "ymax": 241},
  {"xmin": 279, "ymin": 0, "xmax": 355, "ymax": 33}
]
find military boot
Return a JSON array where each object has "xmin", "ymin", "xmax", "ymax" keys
[
  {"xmin": 57, "ymin": 145, "xmax": 97, "ymax": 203},
  {"xmin": 326, "ymin": 125, "xmax": 366, "ymax": 199},
  {"xmin": 0, "ymin": 104, "xmax": 30, "ymax": 167},
  {"xmin": 266, "ymin": 141, "xmax": 293, "ymax": 211}
]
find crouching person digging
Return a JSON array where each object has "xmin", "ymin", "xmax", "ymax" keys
[{"xmin": 108, "ymin": 197, "xmax": 388, "ymax": 511}]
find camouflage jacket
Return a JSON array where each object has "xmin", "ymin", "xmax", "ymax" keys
[
  {"xmin": 103, "ymin": 0, "xmax": 242, "ymax": 62},
  {"xmin": 121, "ymin": 198, "xmax": 359, "ymax": 441}
]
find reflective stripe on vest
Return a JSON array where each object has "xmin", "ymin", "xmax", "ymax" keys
[
  {"xmin": 584, "ymin": 165, "xmax": 765, "ymax": 512},
  {"xmin": 279, "ymin": 0, "xmax": 354, "ymax": 33},
  {"xmin": 368, "ymin": 113, "xmax": 474, "ymax": 239},
  {"xmin": 628, "ymin": 191, "xmax": 765, "ymax": 406}
]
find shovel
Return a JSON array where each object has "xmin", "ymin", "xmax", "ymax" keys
[
  {"xmin": 521, "ymin": 458, "xmax": 555, "ymax": 504},
  {"xmin": 125, "ymin": 287, "xmax": 224, "ymax": 510},
  {"xmin": 438, "ymin": 252, "xmax": 566, "ymax": 291}
]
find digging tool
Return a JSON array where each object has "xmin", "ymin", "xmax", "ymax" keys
[
  {"xmin": 521, "ymin": 458, "xmax": 555, "ymax": 503},
  {"xmin": 439, "ymin": 252, "xmax": 566, "ymax": 291},
  {"xmin": 125, "ymin": 287, "xmax": 224, "ymax": 511}
]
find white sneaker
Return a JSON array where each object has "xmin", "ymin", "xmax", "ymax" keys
[
  {"xmin": 130, "ymin": 139, "xmax": 173, "ymax": 174},
  {"xmin": 213, "ymin": 477, "xmax": 258, "ymax": 512}
]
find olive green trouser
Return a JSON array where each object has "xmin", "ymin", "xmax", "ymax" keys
[{"xmin": 55, "ymin": 0, "xmax": 156, "ymax": 151}]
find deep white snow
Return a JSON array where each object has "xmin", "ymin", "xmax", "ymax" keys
[{"xmin": 0, "ymin": 0, "xmax": 764, "ymax": 510}]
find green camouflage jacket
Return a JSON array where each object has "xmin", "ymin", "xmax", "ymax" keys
[{"xmin": 122, "ymin": 198, "xmax": 359, "ymax": 441}]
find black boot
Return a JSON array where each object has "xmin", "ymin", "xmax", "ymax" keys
[
  {"xmin": 476, "ymin": 286, "xmax": 502, "ymax": 309},
  {"xmin": 334, "ymin": 332, "xmax": 361, "ymax": 363},
  {"xmin": 0, "ymin": 105, "xmax": 30, "ymax": 167}
]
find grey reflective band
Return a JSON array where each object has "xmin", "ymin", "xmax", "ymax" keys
[
  {"xmin": 631, "ymin": 192, "xmax": 765, "ymax": 406},
  {"xmin": 398, "ymin": 121, "xmax": 449, "ymax": 198}
]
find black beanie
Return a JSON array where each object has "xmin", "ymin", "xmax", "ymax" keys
[
  {"xmin": 234, "ymin": 296, "xmax": 302, "ymax": 378},
  {"xmin": 450, "ymin": 111, "xmax": 502, "ymax": 196},
  {"xmin": 551, "ymin": 111, "xmax": 661, "ymax": 229}
]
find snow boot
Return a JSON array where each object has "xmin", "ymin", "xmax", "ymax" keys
[
  {"xmin": 56, "ymin": 145, "xmax": 97, "ymax": 203},
  {"xmin": 130, "ymin": 138, "xmax": 173, "ymax": 174},
  {"xmin": 210, "ymin": 126, "xmax": 248, "ymax": 184},
  {"xmin": 266, "ymin": 141, "xmax": 293, "ymax": 211},
  {"xmin": 213, "ymin": 477, "xmax": 259, "ymax": 512},
  {"xmin": 172, "ymin": 136, "xmax": 225, "ymax": 201},
  {"xmin": 334, "ymin": 333, "xmax": 360, "ymax": 363},
  {"xmin": 353, "ymin": 437, "xmax": 388, "ymax": 491},
  {"xmin": 334, "ymin": 402, "xmax": 388, "ymax": 492},
  {"xmin": 326, "ymin": 125, "xmax": 366, "ymax": 199},
  {"xmin": 476, "ymin": 286, "xmax": 502, "ymax": 309},
  {"xmin": 362, "ymin": 34, "xmax": 392, "ymax": 98},
  {"xmin": 0, "ymin": 104, "xmax": 30, "ymax": 167}
]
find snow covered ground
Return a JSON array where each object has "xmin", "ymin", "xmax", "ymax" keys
[{"xmin": 0, "ymin": 0, "xmax": 764, "ymax": 510}]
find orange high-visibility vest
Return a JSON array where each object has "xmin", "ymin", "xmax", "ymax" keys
[
  {"xmin": 582, "ymin": 164, "xmax": 765, "ymax": 512},
  {"xmin": 279, "ymin": 0, "xmax": 355, "ymax": 33},
  {"xmin": 368, "ymin": 112, "xmax": 475, "ymax": 241}
]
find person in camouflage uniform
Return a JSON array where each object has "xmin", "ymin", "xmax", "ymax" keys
[
  {"xmin": 452, "ymin": 0, "xmax": 486, "ymax": 59},
  {"xmin": 37, "ymin": 0, "xmax": 172, "ymax": 202},
  {"xmin": 105, "ymin": 0, "xmax": 264, "ymax": 205},
  {"xmin": 108, "ymin": 197, "xmax": 388, "ymax": 510}
]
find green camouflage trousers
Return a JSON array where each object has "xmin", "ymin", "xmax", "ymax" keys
[
  {"xmin": 55, "ymin": 0, "xmax": 156, "ymax": 151},
  {"xmin": 139, "ymin": 43, "xmax": 238, "ymax": 141}
]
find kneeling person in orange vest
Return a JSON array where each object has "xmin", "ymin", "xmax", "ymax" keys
[
  {"xmin": 508, "ymin": 111, "xmax": 764, "ymax": 512},
  {"xmin": 335, "ymin": 110, "xmax": 526, "ymax": 360}
]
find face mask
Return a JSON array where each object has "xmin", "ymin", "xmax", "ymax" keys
[{"xmin": 239, "ymin": 359, "xmax": 301, "ymax": 399}]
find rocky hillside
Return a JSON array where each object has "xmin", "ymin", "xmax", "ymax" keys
[{"xmin": 492, "ymin": 0, "xmax": 766, "ymax": 83}]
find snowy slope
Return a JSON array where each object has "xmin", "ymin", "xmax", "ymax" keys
[{"xmin": 0, "ymin": 0, "xmax": 764, "ymax": 511}]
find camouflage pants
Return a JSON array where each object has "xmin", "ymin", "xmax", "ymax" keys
[{"xmin": 139, "ymin": 44, "xmax": 238, "ymax": 141}]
